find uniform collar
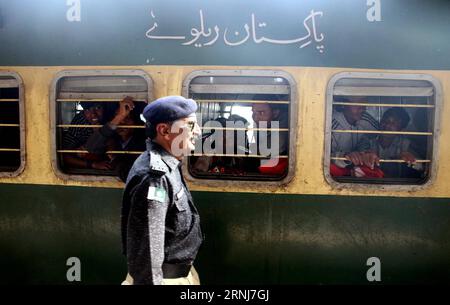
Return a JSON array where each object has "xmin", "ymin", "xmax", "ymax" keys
[{"xmin": 147, "ymin": 139, "xmax": 180, "ymax": 171}]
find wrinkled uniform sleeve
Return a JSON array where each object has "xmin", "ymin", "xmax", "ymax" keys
[{"xmin": 126, "ymin": 175, "xmax": 170, "ymax": 285}]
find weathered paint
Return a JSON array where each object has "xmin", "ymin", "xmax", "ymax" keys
[
  {"xmin": 1, "ymin": 66, "xmax": 450, "ymax": 199},
  {"xmin": 0, "ymin": 184, "xmax": 449, "ymax": 284}
]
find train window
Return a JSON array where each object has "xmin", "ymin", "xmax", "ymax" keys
[
  {"xmin": 51, "ymin": 70, "xmax": 153, "ymax": 181},
  {"xmin": 0, "ymin": 72, "xmax": 25, "ymax": 177},
  {"xmin": 324, "ymin": 72, "xmax": 441, "ymax": 188},
  {"xmin": 183, "ymin": 70, "xmax": 297, "ymax": 182}
]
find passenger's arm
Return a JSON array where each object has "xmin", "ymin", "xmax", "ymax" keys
[
  {"xmin": 62, "ymin": 154, "xmax": 90, "ymax": 169},
  {"xmin": 359, "ymin": 151, "xmax": 380, "ymax": 169},
  {"xmin": 400, "ymin": 151, "xmax": 416, "ymax": 165},
  {"xmin": 110, "ymin": 96, "xmax": 135, "ymax": 126},
  {"xmin": 62, "ymin": 153, "xmax": 112, "ymax": 170},
  {"xmin": 344, "ymin": 151, "xmax": 365, "ymax": 166},
  {"xmin": 85, "ymin": 123, "xmax": 116, "ymax": 154}
]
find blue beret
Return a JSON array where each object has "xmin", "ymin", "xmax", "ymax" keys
[{"xmin": 142, "ymin": 96, "xmax": 197, "ymax": 125}]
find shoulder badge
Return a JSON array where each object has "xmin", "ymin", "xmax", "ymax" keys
[
  {"xmin": 149, "ymin": 151, "xmax": 168, "ymax": 175},
  {"xmin": 147, "ymin": 186, "xmax": 167, "ymax": 203}
]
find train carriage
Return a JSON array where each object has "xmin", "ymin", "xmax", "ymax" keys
[{"xmin": 0, "ymin": 0, "xmax": 450, "ymax": 284}]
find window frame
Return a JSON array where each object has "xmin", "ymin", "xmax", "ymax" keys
[
  {"xmin": 0, "ymin": 71, "xmax": 26, "ymax": 178},
  {"xmin": 50, "ymin": 69, "xmax": 153, "ymax": 182},
  {"xmin": 181, "ymin": 69, "xmax": 298, "ymax": 186},
  {"xmin": 324, "ymin": 71, "xmax": 442, "ymax": 191}
]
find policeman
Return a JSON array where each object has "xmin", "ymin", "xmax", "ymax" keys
[{"xmin": 121, "ymin": 96, "xmax": 203, "ymax": 285}]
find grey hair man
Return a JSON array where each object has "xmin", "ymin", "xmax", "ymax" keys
[{"xmin": 121, "ymin": 96, "xmax": 203, "ymax": 285}]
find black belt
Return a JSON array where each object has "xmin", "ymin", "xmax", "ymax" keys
[{"xmin": 162, "ymin": 263, "xmax": 192, "ymax": 278}]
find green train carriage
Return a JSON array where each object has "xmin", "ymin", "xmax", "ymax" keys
[{"xmin": 1, "ymin": 0, "xmax": 450, "ymax": 284}]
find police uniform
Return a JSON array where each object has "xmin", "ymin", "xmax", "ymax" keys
[{"xmin": 120, "ymin": 96, "xmax": 203, "ymax": 285}]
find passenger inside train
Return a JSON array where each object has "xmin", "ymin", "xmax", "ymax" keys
[
  {"xmin": 60, "ymin": 97, "xmax": 146, "ymax": 180},
  {"xmin": 85, "ymin": 104, "xmax": 146, "ymax": 182},
  {"xmin": 191, "ymin": 99, "xmax": 290, "ymax": 178},
  {"xmin": 357, "ymin": 107, "xmax": 423, "ymax": 179},
  {"xmin": 330, "ymin": 96, "xmax": 379, "ymax": 177},
  {"xmin": 192, "ymin": 115, "xmax": 249, "ymax": 175},
  {"xmin": 331, "ymin": 105, "xmax": 424, "ymax": 180},
  {"xmin": 249, "ymin": 101, "xmax": 289, "ymax": 175}
]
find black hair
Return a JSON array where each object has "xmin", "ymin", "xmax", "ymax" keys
[
  {"xmin": 79, "ymin": 101, "xmax": 102, "ymax": 110},
  {"xmin": 333, "ymin": 96, "xmax": 368, "ymax": 112},
  {"xmin": 145, "ymin": 121, "xmax": 157, "ymax": 139},
  {"xmin": 382, "ymin": 107, "xmax": 410, "ymax": 130}
]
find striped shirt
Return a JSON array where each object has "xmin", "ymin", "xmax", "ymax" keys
[
  {"xmin": 63, "ymin": 112, "xmax": 94, "ymax": 149},
  {"xmin": 331, "ymin": 110, "xmax": 379, "ymax": 156}
]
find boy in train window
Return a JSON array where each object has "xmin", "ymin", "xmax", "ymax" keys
[
  {"xmin": 250, "ymin": 101, "xmax": 289, "ymax": 176},
  {"xmin": 62, "ymin": 97, "xmax": 138, "ymax": 173},
  {"xmin": 330, "ymin": 96, "xmax": 379, "ymax": 177},
  {"xmin": 357, "ymin": 107, "xmax": 423, "ymax": 179}
]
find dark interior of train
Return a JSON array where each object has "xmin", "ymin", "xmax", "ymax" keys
[{"xmin": 0, "ymin": 86, "xmax": 20, "ymax": 172}]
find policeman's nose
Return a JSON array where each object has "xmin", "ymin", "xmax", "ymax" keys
[{"xmin": 193, "ymin": 123, "xmax": 201, "ymax": 136}]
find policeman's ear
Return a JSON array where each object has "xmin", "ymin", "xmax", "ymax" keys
[{"xmin": 156, "ymin": 122, "xmax": 171, "ymax": 138}]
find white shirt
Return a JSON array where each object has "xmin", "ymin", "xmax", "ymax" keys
[{"xmin": 331, "ymin": 110, "xmax": 379, "ymax": 156}]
